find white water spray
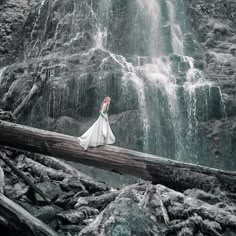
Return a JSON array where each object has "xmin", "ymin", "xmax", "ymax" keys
[
  {"xmin": 30, "ymin": 0, "xmax": 47, "ymax": 40},
  {"xmin": 122, "ymin": 71, "xmax": 150, "ymax": 152},
  {"xmin": 0, "ymin": 67, "xmax": 7, "ymax": 85},
  {"xmin": 94, "ymin": 0, "xmax": 112, "ymax": 49},
  {"xmin": 166, "ymin": 0, "xmax": 184, "ymax": 55},
  {"xmin": 135, "ymin": 0, "xmax": 161, "ymax": 56}
]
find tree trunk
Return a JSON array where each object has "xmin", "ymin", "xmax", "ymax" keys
[
  {"xmin": 0, "ymin": 120, "xmax": 235, "ymax": 193},
  {"xmin": 0, "ymin": 151, "xmax": 49, "ymax": 202},
  {"xmin": 0, "ymin": 165, "xmax": 4, "ymax": 194},
  {"xmin": 12, "ymin": 70, "xmax": 48, "ymax": 118},
  {"xmin": 31, "ymin": 153, "xmax": 91, "ymax": 178}
]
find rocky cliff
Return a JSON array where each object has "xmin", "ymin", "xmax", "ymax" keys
[
  {"xmin": 184, "ymin": 0, "xmax": 236, "ymax": 170},
  {"xmin": 0, "ymin": 0, "xmax": 42, "ymax": 65},
  {"xmin": 0, "ymin": 1, "xmax": 236, "ymax": 236},
  {"xmin": 0, "ymin": 0, "xmax": 143, "ymax": 154},
  {"xmin": 0, "ymin": 0, "xmax": 235, "ymax": 170}
]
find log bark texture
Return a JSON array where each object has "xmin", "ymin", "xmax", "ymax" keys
[
  {"xmin": 0, "ymin": 151, "xmax": 49, "ymax": 202},
  {"xmin": 0, "ymin": 165, "xmax": 4, "ymax": 194},
  {"xmin": 0, "ymin": 120, "xmax": 235, "ymax": 193}
]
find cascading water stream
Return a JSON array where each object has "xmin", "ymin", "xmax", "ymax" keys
[
  {"xmin": 0, "ymin": 67, "xmax": 7, "ymax": 86},
  {"xmin": 90, "ymin": 0, "xmax": 225, "ymax": 161},
  {"xmin": 27, "ymin": 0, "xmax": 47, "ymax": 57},
  {"xmin": 166, "ymin": 0, "xmax": 184, "ymax": 55},
  {"xmin": 135, "ymin": 0, "xmax": 161, "ymax": 57},
  {"xmin": 94, "ymin": 0, "xmax": 112, "ymax": 49},
  {"xmin": 20, "ymin": 0, "xmax": 226, "ymax": 163}
]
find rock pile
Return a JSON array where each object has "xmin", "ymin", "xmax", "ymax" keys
[{"xmin": 0, "ymin": 145, "xmax": 236, "ymax": 236}]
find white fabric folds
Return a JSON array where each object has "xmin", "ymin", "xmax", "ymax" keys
[{"xmin": 78, "ymin": 104, "xmax": 115, "ymax": 150}]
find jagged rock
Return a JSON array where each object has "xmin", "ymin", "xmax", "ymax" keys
[
  {"xmin": 0, "ymin": 0, "xmax": 235, "ymax": 172},
  {"xmin": 0, "ymin": 0, "xmax": 236, "ymax": 235},
  {"xmin": 35, "ymin": 181, "xmax": 63, "ymax": 203},
  {"xmin": 184, "ymin": 188, "xmax": 221, "ymax": 205},
  {"xmin": 77, "ymin": 182, "xmax": 236, "ymax": 236},
  {"xmin": 18, "ymin": 201, "xmax": 59, "ymax": 229},
  {"xmin": 4, "ymin": 182, "xmax": 29, "ymax": 199},
  {"xmin": 79, "ymin": 197, "xmax": 164, "ymax": 236},
  {"xmin": 60, "ymin": 177, "xmax": 86, "ymax": 193},
  {"xmin": 0, "ymin": 0, "xmax": 42, "ymax": 65},
  {"xmin": 54, "ymin": 191, "xmax": 75, "ymax": 208},
  {"xmin": 1, "ymin": 146, "xmax": 236, "ymax": 235},
  {"xmin": 184, "ymin": 0, "xmax": 236, "ymax": 170},
  {"xmin": 0, "ymin": 192, "xmax": 58, "ymax": 236},
  {"xmin": 34, "ymin": 206, "xmax": 56, "ymax": 224}
]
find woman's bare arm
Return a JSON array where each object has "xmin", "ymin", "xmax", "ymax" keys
[{"xmin": 100, "ymin": 103, "xmax": 108, "ymax": 120}]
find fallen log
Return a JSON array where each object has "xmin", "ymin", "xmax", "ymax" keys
[
  {"xmin": 0, "ymin": 193, "xmax": 58, "ymax": 236},
  {"xmin": 20, "ymin": 156, "xmax": 72, "ymax": 181},
  {"xmin": 0, "ymin": 120, "xmax": 236, "ymax": 193},
  {"xmin": 19, "ymin": 157, "xmax": 108, "ymax": 193},
  {"xmin": 31, "ymin": 153, "xmax": 91, "ymax": 179},
  {"xmin": 74, "ymin": 182, "xmax": 148, "ymax": 211},
  {"xmin": 75, "ymin": 191, "xmax": 120, "ymax": 210},
  {"xmin": 0, "ymin": 151, "xmax": 49, "ymax": 202},
  {"xmin": 165, "ymin": 216, "xmax": 222, "ymax": 236},
  {"xmin": 57, "ymin": 207, "xmax": 99, "ymax": 225},
  {"xmin": 0, "ymin": 165, "xmax": 4, "ymax": 194},
  {"xmin": 12, "ymin": 70, "xmax": 48, "ymax": 118}
]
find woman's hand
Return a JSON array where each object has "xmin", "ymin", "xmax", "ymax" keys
[{"xmin": 100, "ymin": 111, "xmax": 108, "ymax": 121}]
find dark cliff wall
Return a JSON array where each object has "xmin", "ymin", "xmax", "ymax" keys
[
  {"xmin": 0, "ymin": 0, "xmax": 235, "ymax": 170},
  {"xmin": 0, "ymin": 0, "xmax": 143, "ymax": 152},
  {"xmin": 0, "ymin": 0, "xmax": 42, "ymax": 66},
  {"xmin": 184, "ymin": 0, "xmax": 236, "ymax": 169}
]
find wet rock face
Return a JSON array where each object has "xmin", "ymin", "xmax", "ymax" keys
[
  {"xmin": 0, "ymin": 0, "xmax": 42, "ymax": 66},
  {"xmin": 79, "ymin": 197, "xmax": 164, "ymax": 236},
  {"xmin": 1, "ymin": 146, "xmax": 236, "ymax": 236},
  {"xmin": 24, "ymin": 0, "xmax": 98, "ymax": 58},
  {"xmin": 0, "ymin": 0, "xmax": 235, "ymax": 170},
  {"xmin": 0, "ymin": 0, "xmax": 144, "ymax": 151},
  {"xmin": 184, "ymin": 0, "xmax": 236, "ymax": 170}
]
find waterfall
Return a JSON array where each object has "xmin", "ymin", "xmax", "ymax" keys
[
  {"xmin": 135, "ymin": 0, "xmax": 161, "ymax": 57},
  {"xmin": 20, "ymin": 0, "xmax": 226, "ymax": 163},
  {"xmin": 89, "ymin": 0, "xmax": 224, "ymax": 161},
  {"xmin": 94, "ymin": 0, "xmax": 112, "ymax": 49},
  {"xmin": 27, "ymin": 0, "xmax": 47, "ymax": 57},
  {"xmin": 166, "ymin": 0, "xmax": 184, "ymax": 55},
  {"xmin": 121, "ymin": 71, "xmax": 150, "ymax": 152}
]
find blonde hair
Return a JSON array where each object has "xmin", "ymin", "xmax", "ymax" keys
[{"xmin": 100, "ymin": 97, "xmax": 111, "ymax": 111}]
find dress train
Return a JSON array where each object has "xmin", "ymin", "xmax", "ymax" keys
[{"xmin": 78, "ymin": 113, "xmax": 115, "ymax": 150}]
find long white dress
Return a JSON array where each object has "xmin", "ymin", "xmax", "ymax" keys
[{"xmin": 78, "ymin": 103, "xmax": 116, "ymax": 150}]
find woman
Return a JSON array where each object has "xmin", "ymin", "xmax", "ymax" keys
[{"xmin": 78, "ymin": 97, "xmax": 116, "ymax": 150}]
